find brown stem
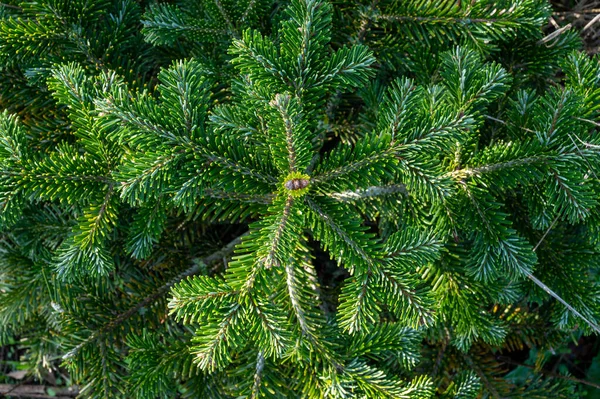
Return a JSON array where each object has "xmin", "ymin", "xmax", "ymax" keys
[
  {"xmin": 0, "ymin": 3, "xmax": 22, "ymax": 10},
  {"xmin": 0, "ymin": 384, "xmax": 79, "ymax": 398}
]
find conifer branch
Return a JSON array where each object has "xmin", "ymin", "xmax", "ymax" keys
[
  {"xmin": 250, "ymin": 351, "xmax": 266, "ymax": 399},
  {"xmin": 241, "ymin": 0, "xmax": 258, "ymax": 23},
  {"xmin": 119, "ymin": 150, "xmax": 185, "ymax": 198},
  {"xmin": 450, "ymin": 156, "xmax": 548, "ymax": 178},
  {"xmin": 202, "ymin": 188, "xmax": 275, "ymax": 204},
  {"xmin": 379, "ymin": 269, "xmax": 433, "ymax": 326},
  {"xmin": 377, "ymin": 14, "xmax": 503, "ymax": 25},
  {"xmin": 285, "ymin": 260, "xmax": 310, "ymax": 335},
  {"xmin": 326, "ymin": 184, "xmax": 408, "ymax": 201},
  {"xmin": 203, "ymin": 151, "xmax": 279, "ymax": 184},
  {"xmin": 3, "ymin": 0, "xmax": 599, "ymax": 395},
  {"xmin": 24, "ymin": 172, "xmax": 112, "ymax": 184},
  {"xmin": 271, "ymin": 93, "xmax": 299, "ymax": 172},
  {"xmin": 63, "ymin": 234, "xmax": 245, "ymax": 359},
  {"xmin": 78, "ymin": 183, "xmax": 115, "ymax": 248},
  {"xmin": 354, "ymin": 0, "xmax": 379, "ymax": 43},
  {"xmin": 263, "ymin": 195, "xmax": 295, "ymax": 269},
  {"xmin": 231, "ymin": 36, "xmax": 294, "ymax": 87},
  {"xmin": 193, "ymin": 302, "xmax": 243, "ymax": 371},
  {"xmin": 311, "ymin": 147, "xmax": 394, "ymax": 185},
  {"xmin": 213, "ymin": 0, "xmax": 240, "ymax": 39},
  {"xmin": 524, "ymin": 271, "xmax": 600, "ymax": 335},
  {"xmin": 246, "ymin": 295, "xmax": 290, "ymax": 356},
  {"xmin": 461, "ymin": 353, "xmax": 501, "ymax": 399},
  {"xmin": 101, "ymin": 97, "xmax": 180, "ymax": 143},
  {"xmin": 398, "ymin": 158, "xmax": 452, "ymax": 200},
  {"xmin": 305, "ymin": 197, "xmax": 373, "ymax": 266}
]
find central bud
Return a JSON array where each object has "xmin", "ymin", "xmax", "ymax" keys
[
  {"xmin": 282, "ymin": 172, "xmax": 311, "ymax": 197},
  {"xmin": 284, "ymin": 178, "xmax": 309, "ymax": 191}
]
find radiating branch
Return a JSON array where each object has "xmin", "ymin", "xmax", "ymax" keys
[{"xmin": 63, "ymin": 234, "xmax": 246, "ymax": 359}]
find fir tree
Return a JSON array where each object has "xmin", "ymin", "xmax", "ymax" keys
[{"xmin": 0, "ymin": 0, "xmax": 599, "ymax": 398}]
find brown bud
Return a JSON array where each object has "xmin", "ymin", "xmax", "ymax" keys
[{"xmin": 284, "ymin": 178, "xmax": 309, "ymax": 191}]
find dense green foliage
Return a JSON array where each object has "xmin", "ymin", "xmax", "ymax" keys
[{"xmin": 1, "ymin": 0, "xmax": 600, "ymax": 397}]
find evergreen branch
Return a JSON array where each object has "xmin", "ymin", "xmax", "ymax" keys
[
  {"xmin": 250, "ymin": 351, "xmax": 266, "ymax": 399},
  {"xmin": 401, "ymin": 113, "xmax": 471, "ymax": 149},
  {"xmin": 157, "ymin": 60, "xmax": 213, "ymax": 139},
  {"xmin": 285, "ymin": 260, "xmax": 311, "ymax": 336},
  {"xmin": 282, "ymin": 0, "xmax": 333, "ymax": 89},
  {"xmin": 210, "ymin": 104, "xmax": 259, "ymax": 135},
  {"xmin": 203, "ymin": 151, "xmax": 279, "ymax": 185},
  {"xmin": 98, "ymin": 96, "xmax": 180, "ymax": 143},
  {"xmin": 460, "ymin": 353, "xmax": 501, "ymax": 399},
  {"xmin": 305, "ymin": 197, "xmax": 373, "ymax": 266},
  {"xmin": 567, "ymin": 133, "xmax": 599, "ymax": 181},
  {"xmin": 379, "ymin": 77, "xmax": 417, "ymax": 143},
  {"xmin": 63, "ymin": 234, "xmax": 245, "ymax": 359},
  {"xmin": 398, "ymin": 158, "xmax": 453, "ymax": 201},
  {"xmin": 283, "ymin": 248, "xmax": 340, "ymax": 364},
  {"xmin": 148, "ymin": 25, "xmax": 228, "ymax": 36},
  {"xmin": 241, "ymin": 0, "xmax": 258, "ymax": 23},
  {"xmin": 326, "ymin": 184, "xmax": 408, "ymax": 202},
  {"xmin": 230, "ymin": 31, "xmax": 294, "ymax": 88},
  {"xmin": 296, "ymin": 2, "xmax": 313, "ymax": 79},
  {"xmin": 74, "ymin": 183, "xmax": 117, "ymax": 249},
  {"xmin": 525, "ymin": 271, "xmax": 600, "ymax": 335},
  {"xmin": 169, "ymin": 276, "xmax": 238, "ymax": 324},
  {"xmin": 227, "ymin": 195, "xmax": 302, "ymax": 298},
  {"xmin": 246, "ymin": 295, "xmax": 291, "ymax": 357},
  {"xmin": 354, "ymin": 0, "xmax": 379, "ymax": 43},
  {"xmin": 548, "ymin": 168, "xmax": 595, "ymax": 222},
  {"xmin": 0, "ymin": 111, "xmax": 27, "ymax": 159},
  {"xmin": 346, "ymin": 359, "xmax": 426, "ymax": 398},
  {"xmin": 118, "ymin": 149, "xmax": 188, "ymax": 203},
  {"xmin": 212, "ymin": 0, "xmax": 240, "ymax": 38},
  {"xmin": 311, "ymin": 145, "xmax": 394, "ymax": 185},
  {"xmin": 315, "ymin": 44, "xmax": 376, "ymax": 90},
  {"xmin": 25, "ymin": 173, "xmax": 111, "ymax": 183},
  {"xmin": 339, "ymin": 272, "xmax": 380, "ymax": 333},
  {"xmin": 262, "ymin": 195, "xmax": 295, "ymax": 270},
  {"xmin": 306, "ymin": 197, "xmax": 383, "ymax": 332},
  {"xmin": 366, "ymin": 0, "xmax": 548, "ymax": 48},
  {"xmin": 348, "ymin": 324, "xmax": 421, "ymax": 365},
  {"xmin": 274, "ymin": 94, "xmax": 297, "ymax": 171},
  {"xmin": 269, "ymin": 93, "xmax": 313, "ymax": 173},
  {"xmin": 385, "ymin": 228, "xmax": 442, "ymax": 261},
  {"xmin": 377, "ymin": 14, "xmax": 504, "ymax": 25},
  {"xmin": 311, "ymin": 153, "xmax": 382, "ymax": 184},
  {"xmin": 450, "ymin": 155, "xmax": 549, "ymax": 178},
  {"xmin": 461, "ymin": 183, "xmax": 537, "ymax": 280},
  {"xmin": 544, "ymin": 90, "xmax": 567, "ymax": 144},
  {"xmin": 202, "ymin": 188, "xmax": 275, "ymax": 204},
  {"xmin": 379, "ymin": 269, "xmax": 433, "ymax": 326},
  {"xmin": 141, "ymin": 4, "xmax": 230, "ymax": 45},
  {"xmin": 193, "ymin": 303, "xmax": 243, "ymax": 371}
]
